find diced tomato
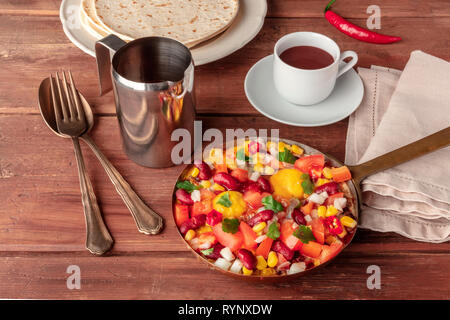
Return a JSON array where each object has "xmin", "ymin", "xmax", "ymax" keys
[
  {"xmin": 330, "ymin": 166, "xmax": 352, "ymax": 182},
  {"xmin": 295, "ymin": 154, "xmax": 325, "ymax": 173},
  {"xmin": 197, "ymin": 232, "xmax": 217, "ymax": 247},
  {"xmin": 280, "ymin": 220, "xmax": 302, "ymax": 251},
  {"xmin": 311, "ymin": 219, "xmax": 325, "ymax": 244},
  {"xmin": 301, "ymin": 201, "xmax": 314, "ymax": 215},
  {"xmin": 325, "ymin": 192, "xmax": 344, "ymax": 206},
  {"xmin": 239, "ymin": 221, "xmax": 258, "ymax": 250},
  {"xmin": 212, "ymin": 223, "xmax": 244, "ymax": 252},
  {"xmin": 174, "ymin": 204, "xmax": 190, "ymax": 227},
  {"xmin": 309, "ymin": 165, "xmax": 323, "ymax": 182},
  {"xmin": 323, "ymin": 216, "xmax": 344, "ymax": 236},
  {"xmin": 192, "ymin": 199, "xmax": 213, "ymax": 217},
  {"xmin": 300, "ymin": 241, "xmax": 323, "ymax": 258},
  {"xmin": 277, "ymin": 252, "xmax": 288, "ymax": 265},
  {"xmin": 214, "ymin": 163, "xmax": 228, "ymax": 173},
  {"xmin": 243, "ymin": 191, "xmax": 271, "ymax": 209},
  {"xmin": 255, "ymin": 237, "xmax": 273, "ymax": 259},
  {"xmin": 200, "ymin": 188, "xmax": 216, "ymax": 200},
  {"xmin": 319, "ymin": 241, "xmax": 343, "ymax": 263},
  {"xmin": 231, "ymin": 168, "xmax": 249, "ymax": 182}
]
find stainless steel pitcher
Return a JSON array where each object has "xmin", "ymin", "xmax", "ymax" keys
[{"xmin": 95, "ymin": 34, "xmax": 196, "ymax": 168}]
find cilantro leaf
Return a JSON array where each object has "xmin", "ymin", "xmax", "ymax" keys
[
  {"xmin": 236, "ymin": 148, "xmax": 249, "ymax": 161},
  {"xmin": 217, "ymin": 192, "xmax": 232, "ymax": 207},
  {"xmin": 201, "ymin": 248, "xmax": 214, "ymax": 256},
  {"xmin": 262, "ymin": 195, "xmax": 283, "ymax": 213},
  {"xmin": 293, "ymin": 225, "xmax": 316, "ymax": 244},
  {"xmin": 301, "ymin": 173, "xmax": 314, "ymax": 195},
  {"xmin": 176, "ymin": 181, "xmax": 199, "ymax": 193},
  {"xmin": 222, "ymin": 218, "xmax": 239, "ymax": 234},
  {"xmin": 278, "ymin": 149, "xmax": 297, "ymax": 164},
  {"xmin": 267, "ymin": 222, "xmax": 280, "ymax": 240}
]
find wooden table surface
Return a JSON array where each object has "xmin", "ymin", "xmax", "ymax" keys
[{"xmin": 0, "ymin": 0, "xmax": 449, "ymax": 300}]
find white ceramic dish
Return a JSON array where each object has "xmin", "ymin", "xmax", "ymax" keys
[
  {"xmin": 244, "ymin": 55, "xmax": 364, "ymax": 127},
  {"xmin": 59, "ymin": 0, "xmax": 267, "ymax": 66}
]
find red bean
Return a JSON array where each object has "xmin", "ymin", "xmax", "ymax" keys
[
  {"xmin": 206, "ymin": 210, "xmax": 223, "ymax": 226},
  {"xmin": 205, "ymin": 243, "xmax": 225, "ymax": 260},
  {"xmin": 179, "ymin": 220, "xmax": 194, "ymax": 235},
  {"xmin": 241, "ymin": 180, "xmax": 262, "ymax": 193},
  {"xmin": 292, "ymin": 208, "xmax": 306, "ymax": 226},
  {"xmin": 195, "ymin": 162, "xmax": 212, "ymax": 180},
  {"xmin": 213, "ymin": 172, "xmax": 241, "ymax": 191},
  {"xmin": 257, "ymin": 176, "xmax": 272, "ymax": 193},
  {"xmin": 175, "ymin": 188, "xmax": 194, "ymax": 205},
  {"xmin": 272, "ymin": 240, "xmax": 294, "ymax": 261},
  {"xmin": 314, "ymin": 182, "xmax": 339, "ymax": 195},
  {"xmin": 237, "ymin": 248, "xmax": 257, "ymax": 270},
  {"xmin": 247, "ymin": 210, "xmax": 274, "ymax": 227},
  {"xmin": 191, "ymin": 214, "xmax": 206, "ymax": 228}
]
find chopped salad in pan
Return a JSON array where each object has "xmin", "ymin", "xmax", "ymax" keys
[{"xmin": 173, "ymin": 139, "xmax": 357, "ymax": 276}]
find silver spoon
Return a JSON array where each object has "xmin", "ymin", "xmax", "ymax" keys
[{"xmin": 38, "ymin": 77, "xmax": 164, "ymax": 235}]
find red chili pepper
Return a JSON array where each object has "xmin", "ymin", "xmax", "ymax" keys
[
  {"xmin": 323, "ymin": 215, "xmax": 343, "ymax": 235},
  {"xmin": 324, "ymin": 0, "xmax": 401, "ymax": 44}
]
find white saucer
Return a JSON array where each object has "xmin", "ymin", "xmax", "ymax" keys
[{"xmin": 244, "ymin": 55, "xmax": 364, "ymax": 127}]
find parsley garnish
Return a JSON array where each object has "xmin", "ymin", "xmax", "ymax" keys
[
  {"xmin": 301, "ymin": 173, "xmax": 314, "ymax": 195},
  {"xmin": 201, "ymin": 248, "xmax": 214, "ymax": 256},
  {"xmin": 222, "ymin": 218, "xmax": 239, "ymax": 234},
  {"xmin": 236, "ymin": 148, "xmax": 249, "ymax": 161},
  {"xmin": 278, "ymin": 149, "xmax": 297, "ymax": 164},
  {"xmin": 217, "ymin": 192, "xmax": 232, "ymax": 207},
  {"xmin": 262, "ymin": 195, "xmax": 283, "ymax": 213},
  {"xmin": 176, "ymin": 181, "xmax": 199, "ymax": 193},
  {"xmin": 267, "ymin": 222, "xmax": 280, "ymax": 240},
  {"xmin": 293, "ymin": 225, "xmax": 316, "ymax": 244}
]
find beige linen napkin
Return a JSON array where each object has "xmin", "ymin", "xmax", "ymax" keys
[{"xmin": 346, "ymin": 51, "xmax": 450, "ymax": 243}]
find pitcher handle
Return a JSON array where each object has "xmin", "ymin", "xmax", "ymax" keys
[{"xmin": 95, "ymin": 34, "xmax": 127, "ymax": 96}]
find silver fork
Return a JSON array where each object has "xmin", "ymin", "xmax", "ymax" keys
[{"xmin": 50, "ymin": 71, "xmax": 113, "ymax": 255}]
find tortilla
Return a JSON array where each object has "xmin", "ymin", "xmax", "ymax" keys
[
  {"xmin": 93, "ymin": 0, "xmax": 239, "ymax": 47},
  {"xmin": 79, "ymin": 1, "xmax": 108, "ymax": 39}
]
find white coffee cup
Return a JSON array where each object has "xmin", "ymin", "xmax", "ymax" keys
[{"xmin": 273, "ymin": 32, "xmax": 358, "ymax": 105}]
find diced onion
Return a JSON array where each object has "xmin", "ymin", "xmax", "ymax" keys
[
  {"xmin": 334, "ymin": 198, "xmax": 347, "ymax": 211},
  {"xmin": 215, "ymin": 258, "xmax": 232, "ymax": 271},
  {"xmin": 304, "ymin": 215, "xmax": 312, "ymax": 223},
  {"xmin": 287, "ymin": 262, "xmax": 306, "ymax": 274},
  {"xmin": 230, "ymin": 259, "xmax": 243, "ymax": 273},
  {"xmin": 277, "ymin": 261, "xmax": 291, "ymax": 271},
  {"xmin": 255, "ymin": 235, "xmax": 267, "ymax": 243},
  {"xmin": 256, "ymin": 206, "xmax": 266, "ymax": 213},
  {"xmin": 286, "ymin": 198, "xmax": 300, "ymax": 218},
  {"xmin": 249, "ymin": 171, "xmax": 261, "ymax": 182},
  {"xmin": 220, "ymin": 247, "xmax": 235, "ymax": 262},
  {"xmin": 198, "ymin": 241, "xmax": 212, "ymax": 250},
  {"xmin": 308, "ymin": 191, "xmax": 328, "ymax": 204},
  {"xmin": 190, "ymin": 189, "xmax": 201, "ymax": 202}
]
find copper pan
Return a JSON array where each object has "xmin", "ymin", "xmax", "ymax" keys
[{"xmin": 172, "ymin": 127, "xmax": 450, "ymax": 281}]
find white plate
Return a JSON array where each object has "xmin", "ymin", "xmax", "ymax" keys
[
  {"xmin": 60, "ymin": 0, "xmax": 267, "ymax": 66},
  {"xmin": 244, "ymin": 55, "xmax": 364, "ymax": 127}
]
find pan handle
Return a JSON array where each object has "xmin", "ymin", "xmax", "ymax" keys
[{"xmin": 348, "ymin": 127, "xmax": 450, "ymax": 185}]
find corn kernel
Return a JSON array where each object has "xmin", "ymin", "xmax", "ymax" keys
[
  {"xmin": 267, "ymin": 251, "xmax": 278, "ymax": 268},
  {"xmin": 316, "ymin": 178, "xmax": 330, "ymax": 187},
  {"xmin": 190, "ymin": 167, "xmax": 199, "ymax": 178},
  {"xmin": 196, "ymin": 225, "xmax": 212, "ymax": 234},
  {"xmin": 313, "ymin": 259, "xmax": 321, "ymax": 267},
  {"xmin": 325, "ymin": 235, "xmax": 337, "ymax": 245},
  {"xmin": 212, "ymin": 183, "xmax": 225, "ymax": 191},
  {"xmin": 278, "ymin": 142, "xmax": 286, "ymax": 152},
  {"xmin": 226, "ymin": 160, "xmax": 237, "ymax": 170},
  {"xmin": 340, "ymin": 216, "xmax": 357, "ymax": 228},
  {"xmin": 267, "ymin": 141, "xmax": 276, "ymax": 151},
  {"xmin": 252, "ymin": 222, "xmax": 266, "ymax": 233},
  {"xmin": 242, "ymin": 267, "xmax": 253, "ymax": 275},
  {"xmin": 200, "ymin": 180, "xmax": 211, "ymax": 189},
  {"xmin": 184, "ymin": 229, "xmax": 195, "ymax": 241},
  {"xmin": 264, "ymin": 166, "xmax": 275, "ymax": 175},
  {"xmin": 317, "ymin": 206, "xmax": 327, "ymax": 218},
  {"xmin": 261, "ymin": 268, "xmax": 276, "ymax": 276},
  {"xmin": 323, "ymin": 167, "xmax": 333, "ymax": 179},
  {"xmin": 254, "ymin": 163, "xmax": 264, "ymax": 173},
  {"xmin": 256, "ymin": 256, "xmax": 268, "ymax": 270},
  {"xmin": 338, "ymin": 227, "xmax": 347, "ymax": 239},
  {"xmin": 326, "ymin": 205, "xmax": 338, "ymax": 217},
  {"xmin": 291, "ymin": 144, "xmax": 304, "ymax": 155}
]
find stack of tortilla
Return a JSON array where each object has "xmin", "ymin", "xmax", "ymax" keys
[{"xmin": 79, "ymin": 0, "xmax": 240, "ymax": 48}]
